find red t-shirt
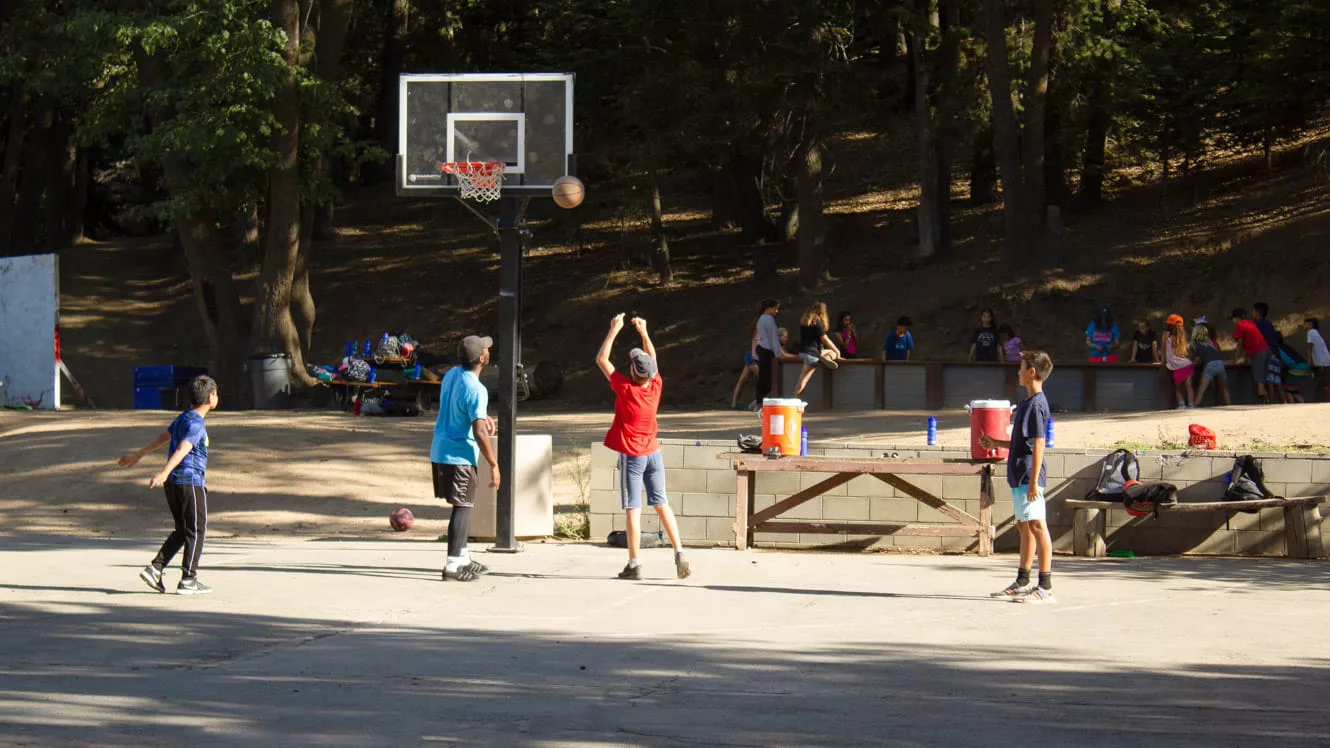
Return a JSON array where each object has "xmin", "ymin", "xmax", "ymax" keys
[
  {"xmin": 603, "ymin": 371, "xmax": 662, "ymax": 456},
  {"xmin": 1233, "ymin": 319, "xmax": 1269, "ymax": 357}
]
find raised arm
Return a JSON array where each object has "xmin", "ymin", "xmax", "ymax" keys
[
  {"xmin": 117, "ymin": 430, "xmax": 171, "ymax": 468},
  {"xmin": 596, "ymin": 314, "xmax": 625, "ymax": 380},
  {"xmin": 632, "ymin": 316, "xmax": 657, "ymax": 363}
]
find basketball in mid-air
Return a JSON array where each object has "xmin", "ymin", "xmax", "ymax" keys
[
  {"xmin": 389, "ymin": 507, "xmax": 415, "ymax": 532},
  {"xmin": 552, "ymin": 176, "xmax": 585, "ymax": 209}
]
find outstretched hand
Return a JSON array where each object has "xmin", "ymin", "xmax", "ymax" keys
[{"xmin": 117, "ymin": 454, "xmax": 141, "ymax": 468}]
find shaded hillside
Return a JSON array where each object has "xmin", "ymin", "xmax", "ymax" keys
[{"xmin": 56, "ymin": 127, "xmax": 1330, "ymax": 409}]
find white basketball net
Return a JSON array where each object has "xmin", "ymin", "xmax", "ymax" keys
[{"xmin": 440, "ymin": 161, "xmax": 505, "ymax": 202}]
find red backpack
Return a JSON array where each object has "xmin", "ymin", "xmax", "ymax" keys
[{"xmin": 1122, "ymin": 480, "xmax": 1180, "ymax": 517}]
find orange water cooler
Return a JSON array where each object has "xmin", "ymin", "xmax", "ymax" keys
[
  {"xmin": 968, "ymin": 399, "xmax": 1013, "ymax": 460},
  {"xmin": 761, "ymin": 398, "xmax": 806, "ymax": 456}
]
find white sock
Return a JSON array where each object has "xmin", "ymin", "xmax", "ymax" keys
[
  {"xmin": 627, "ymin": 558, "xmax": 640, "ymax": 569},
  {"xmin": 445, "ymin": 556, "xmax": 463, "ymax": 572}
]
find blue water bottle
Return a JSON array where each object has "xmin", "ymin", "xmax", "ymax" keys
[
  {"xmin": 927, "ymin": 416, "xmax": 938, "ymax": 446},
  {"xmin": 800, "ymin": 427, "xmax": 809, "ymax": 456},
  {"xmin": 1045, "ymin": 416, "xmax": 1055, "ymax": 448},
  {"xmin": 363, "ymin": 338, "xmax": 373, "ymax": 357},
  {"xmin": 413, "ymin": 362, "xmax": 422, "ymax": 380},
  {"xmin": 367, "ymin": 365, "xmax": 377, "ymax": 384}
]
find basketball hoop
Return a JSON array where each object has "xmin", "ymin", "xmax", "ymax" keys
[{"xmin": 440, "ymin": 161, "xmax": 505, "ymax": 202}]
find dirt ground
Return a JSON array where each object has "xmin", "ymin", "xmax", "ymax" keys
[{"xmin": 2, "ymin": 403, "xmax": 1327, "ymax": 542}]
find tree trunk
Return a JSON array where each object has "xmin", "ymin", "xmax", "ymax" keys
[
  {"xmin": 731, "ymin": 149, "xmax": 776, "ymax": 245},
  {"xmin": 1044, "ymin": 100, "xmax": 1071, "ymax": 210},
  {"xmin": 291, "ymin": 203, "xmax": 316, "ymax": 353},
  {"xmin": 10, "ymin": 97, "xmax": 54, "ymax": 253},
  {"xmin": 135, "ymin": 46, "xmax": 251, "ymax": 403},
  {"xmin": 0, "ymin": 89, "xmax": 26, "ymax": 252},
  {"xmin": 911, "ymin": 0, "xmax": 940, "ymax": 267},
  {"xmin": 794, "ymin": 133, "xmax": 826, "ymax": 291},
  {"xmin": 1078, "ymin": 73, "xmax": 1110, "ymax": 209},
  {"xmin": 970, "ymin": 122, "xmax": 997, "ymax": 205},
  {"xmin": 369, "ymin": 0, "xmax": 410, "ymax": 184},
  {"xmin": 69, "ymin": 147, "xmax": 88, "ymax": 244},
  {"xmin": 311, "ymin": 0, "xmax": 353, "ymax": 243},
  {"xmin": 982, "ymin": 0, "xmax": 1028, "ymax": 262},
  {"xmin": 933, "ymin": 0, "xmax": 963, "ymax": 256},
  {"xmin": 648, "ymin": 180, "xmax": 673, "ymax": 286},
  {"xmin": 1022, "ymin": 0, "xmax": 1053, "ymax": 256},
  {"xmin": 42, "ymin": 113, "xmax": 78, "ymax": 250},
  {"xmin": 251, "ymin": 0, "xmax": 317, "ymax": 388}
]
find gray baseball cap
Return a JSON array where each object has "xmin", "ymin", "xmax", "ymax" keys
[
  {"xmin": 629, "ymin": 348, "xmax": 657, "ymax": 380},
  {"xmin": 459, "ymin": 335, "xmax": 493, "ymax": 365}
]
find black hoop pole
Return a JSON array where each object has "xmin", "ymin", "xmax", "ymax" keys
[{"xmin": 491, "ymin": 195, "xmax": 524, "ymax": 553}]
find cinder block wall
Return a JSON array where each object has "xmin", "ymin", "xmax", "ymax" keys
[{"xmin": 589, "ymin": 439, "xmax": 1330, "ymax": 557}]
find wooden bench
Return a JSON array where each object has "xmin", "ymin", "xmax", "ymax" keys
[
  {"xmin": 1065, "ymin": 496, "xmax": 1327, "ymax": 559},
  {"xmin": 329, "ymin": 379, "xmax": 440, "ymax": 411}
]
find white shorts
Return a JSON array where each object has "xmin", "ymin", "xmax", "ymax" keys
[{"xmin": 1011, "ymin": 485, "xmax": 1047, "ymax": 523}]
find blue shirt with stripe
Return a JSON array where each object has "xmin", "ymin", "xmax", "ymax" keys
[
  {"xmin": 431, "ymin": 367, "xmax": 488, "ymax": 465},
  {"xmin": 167, "ymin": 410, "xmax": 209, "ymax": 486}
]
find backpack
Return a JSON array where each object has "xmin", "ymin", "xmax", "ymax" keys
[
  {"xmin": 374, "ymin": 335, "xmax": 402, "ymax": 361},
  {"xmin": 1122, "ymin": 480, "xmax": 1179, "ymax": 517},
  {"xmin": 1224, "ymin": 455, "xmax": 1277, "ymax": 512},
  {"xmin": 342, "ymin": 357, "xmax": 371, "ymax": 382},
  {"xmin": 1187, "ymin": 423, "xmax": 1217, "ymax": 450},
  {"xmin": 737, "ymin": 434, "xmax": 763, "ymax": 454},
  {"xmin": 1087, "ymin": 448, "xmax": 1140, "ymax": 500},
  {"xmin": 1276, "ymin": 343, "xmax": 1311, "ymax": 377},
  {"xmin": 607, "ymin": 530, "xmax": 667, "ymax": 549}
]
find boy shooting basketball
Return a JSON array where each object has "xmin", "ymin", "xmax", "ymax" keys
[
  {"xmin": 117, "ymin": 375, "xmax": 219, "ymax": 595},
  {"xmin": 981, "ymin": 351, "xmax": 1056, "ymax": 604},
  {"xmin": 596, "ymin": 313, "xmax": 690, "ymax": 580}
]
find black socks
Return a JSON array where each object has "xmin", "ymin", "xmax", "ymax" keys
[
  {"xmin": 1016, "ymin": 568, "xmax": 1031, "ymax": 587},
  {"xmin": 1038, "ymin": 571, "xmax": 1052, "ymax": 590}
]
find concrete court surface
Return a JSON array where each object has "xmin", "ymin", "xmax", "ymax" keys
[{"xmin": 1, "ymin": 539, "xmax": 1328, "ymax": 747}]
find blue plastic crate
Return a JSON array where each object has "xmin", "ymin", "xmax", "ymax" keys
[
  {"xmin": 133, "ymin": 365, "xmax": 207, "ymax": 386},
  {"xmin": 133, "ymin": 387, "xmax": 175, "ymax": 410}
]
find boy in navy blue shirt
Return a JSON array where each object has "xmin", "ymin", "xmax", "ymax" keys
[
  {"xmin": 980, "ymin": 351, "xmax": 1056, "ymax": 604},
  {"xmin": 118, "ymin": 376, "xmax": 219, "ymax": 595},
  {"xmin": 881, "ymin": 316, "xmax": 915, "ymax": 362}
]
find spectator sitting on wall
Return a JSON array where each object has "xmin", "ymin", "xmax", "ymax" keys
[
  {"xmin": 1085, "ymin": 305, "xmax": 1121, "ymax": 363},
  {"xmin": 1129, "ymin": 320, "xmax": 1158, "ymax": 364},
  {"xmin": 968, "ymin": 309, "xmax": 1002, "ymax": 363},
  {"xmin": 831, "ymin": 311, "xmax": 859, "ymax": 359},
  {"xmin": 881, "ymin": 316, "xmax": 915, "ymax": 362},
  {"xmin": 1000, "ymin": 324, "xmax": 1022, "ymax": 362}
]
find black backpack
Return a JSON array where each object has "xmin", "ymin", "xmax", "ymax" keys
[
  {"xmin": 737, "ymin": 434, "xmax": 763, "ymax": 454},
  {"xmin": 1224, "ymin": 455, "xmax": 1277, "ymax": 513},
  {"xmin": 1123, "ymin": 480, "xmax": 1179, "ymax": 517},
  {"xmin": 1088, "ymin": 449, "xmax": 1140, "ymax": 500},
  {"xmin": 607, "ymin": 530, "xmax": 667, "ymax": 549}
]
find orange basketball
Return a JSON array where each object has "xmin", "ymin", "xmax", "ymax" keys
[{"xmin": 552, "ymin": 176, "xmax": 585, "ymax": 209}]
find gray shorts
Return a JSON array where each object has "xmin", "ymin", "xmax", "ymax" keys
[
  {"xmin": 799, "ymin": 352, "xmax": 821, "ymax": 367},
  {"xmin": 1201, "ymin": 360, "xmax": 1226, "ymax": 381},
  {"xmin": 1251, "ymin": 349, "xmax": 1272, "ymax": 381},
  {"xmin": 618, "ymin": 451, "xmax": 668, "ymax": 510}
]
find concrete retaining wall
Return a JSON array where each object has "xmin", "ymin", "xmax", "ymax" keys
[{"xmin": 589, "ymin": 439, "xmax": 1330, "ymax": 557}]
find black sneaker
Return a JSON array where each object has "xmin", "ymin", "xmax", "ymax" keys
[
  {"xmin": 139, "ymin": 565, "xmax": 165, "ymax": 593},
  {"xmin": 177, "ymin": 578, "xmax": 213, "ymax": 595},
  {"xmin": 463, "ymin": 559, "xmax": 490, "ymax": 575},
  {"xmin": 617, "ymin": 563, "xmax": 641, "ymax": 580},
  {"xmin": 442, "ymin": 566, "xmax": 479, "ymax": 582},
  {"xmin": 675, "ymin": 553, "xmax": 691, "ymax": 580}
]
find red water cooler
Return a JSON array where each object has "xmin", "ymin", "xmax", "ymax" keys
[{"xmin": 968, "ymin": 399, "xmax": 1013, "ymax": 460}]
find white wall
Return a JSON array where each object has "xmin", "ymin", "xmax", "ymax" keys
[{"xmin": 0, "ymin": 254, "xmax": 59, "ymax": 409}]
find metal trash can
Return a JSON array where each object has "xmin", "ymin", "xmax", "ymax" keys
[{"xmin": 249, "ymin": 353, "xmax": 291, "ymax": 409}]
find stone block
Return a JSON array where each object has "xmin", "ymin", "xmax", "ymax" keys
[
  {"xmin": 870, "ymin": 498, "xmax": 918, "ymax": 523},
  {"xmin": 799, "ymin": 471, "xmax": 851, "ymax": 496},
  {"xmin": 664, "ymin": 468, "xmax": 708, "ymax": 494},
  {"xmin": 754, "ymin": 494, "xmax": 777, "ymax": 512},
  {"xmin": 1159, "ymin": 454, "xmax": 1218, "ymax": 483},
  {"xmin": 822, "ymin": 497, "xmax": 871, "ymax": 521},
  {"xmin": 894, "ymin": 536, "xmax": 942, "ymax": 549},
  {"xmin": 1233, "ymin": 530, "xmax": 1285, "ymax": 556},
  {"xmin": 589, "ymin": 489, "xmax": 620, "ymax": 514},
  {"xmin": 1285, "ymin": 484, "xmax": 1327, "ymax": 500},
  {"xmin": 706, "ymin": 516, "xmax": 737, "ymax": 543},
  {"xmin": 782, "ymin": 496, "xmax": 826, "ymax": 520},
  {"xmin": 940, "ymin": 535, "xmax": 980, "ymax": 552},
  {"xmin": 1258, "ymin": 508, "xmax": 1286, "ymax": 533},
  {"xmin": 675, "ymin": 515, "xmax": 709, "ymax": 544},
  {"xmin": 891, "ymin": 474, "xmax": 943, "ymax": 498},
  {"xmin": 1155, "ymin": 508, "xmax": 1225, "ymax": 531},
  {"xmin": 942, "ymin": 476, "xmax": 982, "ymax": 501},
  {"xmin": 918, "ymin": 504, "xmax": 963, "ymax": 525},
  {"xmin": 1261, "ymin": 459, "xmax": 1312, "ymax": 484},
  {"xmin": 590, "ymin": 443, "xmax": 619, "ymax": 469},
  {"xmin": 706, "ymin": 469, "xmax": 737, "ymax": 494},
  {"xmin": 1045, "ymin": 479, "xmax": 1095, "ymax": 503},
  {"xmin": 1189, "ymin": 531, "xmax": 1237, "ymax": 555},
  {"xmin": 683, "ymin": 445, "xmax": 727, "ymax": 470},
  {"xmin": 754, "ymin": 530, "xmax": 802, "ymax": 545},
  {"xmin": 659, "ymin": 443, "xmax": 685, "ymax": 467},
  {"xmin": 640, "ymin": 514, "xmax": 661, "ymax": 532},
  {"xmin": 1062, "ymin": 452, "xmax": 1106, "ymax": 479},
  {"xmin": 755, "ymin": 471, "xmax": 802, "ymax": 495},
  {"xmin": 818, "ymin": 447, "xmax": 878, "ymax": 458},
  {"xmin": 611, "ymin": 513, "xmax": 625, "ymax": 531},
  {"xmin": 1311, "ymin": 460, "xmax": 1330, "ymax": 485},
  {"xmin": 681, "ymin": 492, "xmax": 733, "ymax": 518},
  {"xmin": 589, "ymin": 513, "xmax": 612, "ymax": 541},
  {"xmin": 1227, "ymin": 508, "xmax": 1263, "ymax": 531},
  {"xmin": 1176, "ymin": 478, "xmax": 1226, "ymax": 502},
  {"xmin": 590, "ymin": 465, "xmax": 615, "ymax": 492},
  {"xmin": 1038, "ymin": 454, "xmax": 1065, "ymax": 479},
  {"xmin": 847, "ymin": 474, "xmax": 895, "ymax": 498}
]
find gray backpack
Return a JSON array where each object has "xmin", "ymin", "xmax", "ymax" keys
[{"xmin": 1088, "ymin": 449, "xmax": 1140, "ymax": 499}]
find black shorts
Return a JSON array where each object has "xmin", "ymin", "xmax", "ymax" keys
[{"xmin": 432, "ymin": 462, "xmax": 477, "ymax": 508}]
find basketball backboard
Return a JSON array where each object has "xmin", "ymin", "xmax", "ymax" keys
[{"xmin": 397, "ymin": 73, "xmax": 574, "ymax": 198}]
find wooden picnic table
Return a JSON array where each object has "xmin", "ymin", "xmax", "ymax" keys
[{"xmin": 719, "ymin": 453, "xmax": 996, "ymax": 554}]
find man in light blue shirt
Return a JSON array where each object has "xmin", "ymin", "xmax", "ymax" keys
[{"xmin": 431, "ymin": 335, "xmax": 499, "ymax": 582}]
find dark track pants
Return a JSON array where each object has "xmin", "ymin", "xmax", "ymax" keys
[{"xmin": 153, "ymin": 481, "xmax": 207, "ymax": 579}]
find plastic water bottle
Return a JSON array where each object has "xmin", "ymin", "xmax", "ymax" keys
[
  {"xmin": 800, "ymin": 427, "xmax": 808, "ymax": 456},
  {"xmin": 1045, "ymin": 416, "xmax": 1055, "ymax": 448},
  {"xmin": 927, "ymin": 416, "xmax": 938, "ymax": 446},
  {"xmin": 344, "ymin": 340, "xmax": 354, "ymax": 357},
  {"xmin": 380, "ymin": 331, "xmax": 389, "ymax": 349},
  {"xmin": 413, "ymin": 362, "xmax": 422, "ymax": 380},
  {"xmin": 363, "ymin": 339, "xmax": 372, "ymax": 357},
  {"xmin": 367, "ymin": 365, "xmax": 377, "ymax": 384}
]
